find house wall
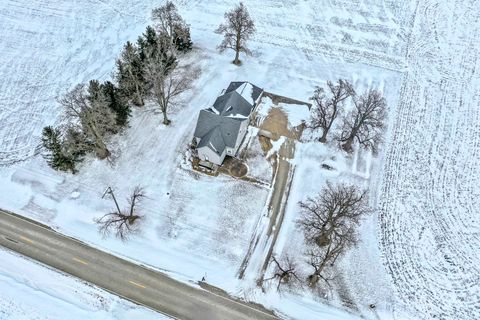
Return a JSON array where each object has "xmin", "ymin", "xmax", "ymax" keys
[
  {"xmin": 254, "ymin": 91, "xmax": 264, "ymax": 107},
  {"xmin": 197, "ymin": 145, "xmax": 226, "ymax": 165},
  {"xmin": 233, "ymin": 120, "xmax": 249, "ymax": 153},
  {"xmin": 226, "ymin": 147, "xmax": 235, "ymax": 157}
]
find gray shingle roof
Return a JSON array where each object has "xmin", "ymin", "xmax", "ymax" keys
[
  {"xmin": 196, "ymin": 126, "xmax": 225, "ymax": 154},
  {"xmin": 194, "ymin": 109, "xmax": 242, "ymax": 152},
  {"xmin": 212, "ymin": 91, "xmax": 253, "ymax": 117},
  {"xmin": 226, "ymin": 81, "xmax": 263, "ymax": 104},
  {"xmin": 194, "ymin": 81, "xmax": 263, "ymax": 155}
]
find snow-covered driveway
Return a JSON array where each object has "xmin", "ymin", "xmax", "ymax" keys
[{"xmin": 378, "ymin": 1, "xmax": 480, "ymax": 319}]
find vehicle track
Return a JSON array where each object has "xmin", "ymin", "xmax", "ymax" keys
[{"xmin": 378, "ymin": 1, "xmax": 480, "ymax": 319}]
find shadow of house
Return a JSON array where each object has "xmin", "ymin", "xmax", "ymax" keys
[{"xmin": 193, "ymin": 82, "xmax": 263, "ymax": 167}]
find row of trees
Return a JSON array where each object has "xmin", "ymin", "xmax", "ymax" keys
[
  {"xmin": 266, "ymin": 183, "xmax": 370, "ymax": 290},
  {"xmin": 309, "ymin": 79, "xmax": 387, "ymax": 153},
  {"xmin": 265, "ymin": 82, "xmax": 385, "ymax": 290},
  {"xmin": 42, "ymin": 2, "xmax": 194, "ymax": 173},
  {"xmin": 42, "ymin": 81, "xmax": 129, "ymax": 172}
]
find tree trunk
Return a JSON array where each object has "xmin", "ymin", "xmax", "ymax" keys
[
  {"xmin": 162, "ymin": 110, "xmax": 171, "ymax": 125},
  {"xmin": 233, "ymin": 49, "xmax": 240, "ymax": 65},
  {"xmin": 88, "ymin": 120, "xmax": 110, "ymax": 159},
  {"xmin": 342, "ymin": 137, "xmax": 354, "ymax": 153},
  {"xmin": 308, "ymin": 274, "xmax": 319, "ymax": 287},
  {"xmin": 233, "ymin": 29, "xmax": 241, "ymax": 65},
  {"xmin": 95, "ymin": 146, "xmax": 111, "ymax": 159},
  {"xmin": 319, "ymin": 130, "xmax": 328, "ymax": 143},
  {"xmin": 133, "ymin": 91, "xmax": 144, "ymax": 106}
]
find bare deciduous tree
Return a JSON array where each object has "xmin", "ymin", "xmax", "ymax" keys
[
  {"xmin": 264, "ymin": 255, "xmax": 300, "ymax": 291},
  {"xmin": 310, "ymin": 80, "xmax": 355, "ymax": 143},
  {"xmin": 152, "ymin": 1, "xmax": 189, "ymax": 52},
  {"xmin": 60, "ymin": 84, "xmax": 117, "ymax": 159},
  {"xmin": 337, "ymin": 89, "xmax": 387, "ymax": 153},
  {"xmin": 144, "ymin": 48, "xmax": 196, "ymax": 125},
  {"xmin": 305, "ymin": 247, "xmax": 338, "ymax": 286},
  {"xmin": 298, "ymin": 183, "xmax": 369, "ymax": 286},
  {"xmin": 215, "ymin": 2, "xmax": 255, "ymax": 65},
  {"xmin": 96, "ymin": 187, "xmax": 145, "ymax": 241},
  {"xmin": 298, "ymin": 183, "xmax": 369, "ymax": 247}
]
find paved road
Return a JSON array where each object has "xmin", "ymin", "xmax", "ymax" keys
[{"xmin": 0, "ymin": 209, "xmax": 278, "ymax": 320}]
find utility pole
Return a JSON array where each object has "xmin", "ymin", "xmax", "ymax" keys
[{"xmin": 102, "ymin": 186, "xmax": 121, "ymax": 214}]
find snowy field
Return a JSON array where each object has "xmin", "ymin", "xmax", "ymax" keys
[
  {"xmin": 0, "ymin": 248, "xmax": 167, "ymax": 320},
  {"xmin": 0, "ymin": 0, "xmax": 478, "ymax": 319},
  {"xmin": 377, "ymin": 1, "xmax": 480, "ymax": 319}
]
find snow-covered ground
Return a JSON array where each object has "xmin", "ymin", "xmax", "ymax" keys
[
  {"xmin": 377, "ymin": 1, "xmax": 480, "ymax": 319},
  {"xmin": 0, "ymin": 248, "xmax": 168, "ymax": 320},
  {"xmin": 1, "ymin": 0, "xmax": 478, "ymax": 319}
]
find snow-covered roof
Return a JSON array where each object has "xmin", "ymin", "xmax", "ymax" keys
[
  {"xmin": 226, "ymin": 81, "xmax": 263, "ymax": 107},
  {"xmin": 194, "ymin": 81, "xmax": 263, "ymax": 155}
]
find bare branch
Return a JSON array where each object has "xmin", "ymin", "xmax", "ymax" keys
[
  {"xmin": 310, "ymin": 80, "xmax": 355, "ymax": 143},
  {"xmin": 128, "ymin": 186, "xmax": 145, "ymax": 217},
  {"xmin": 337, "ymin": 88, "xmax": 387, "ymax": 153},
  {"xmin": 215, "ymin": 2, "xmax": 256, "ymax": 65},
  {"xmin": 297, "ymin": 183, "xmax": 370, "ymax": 286},
  {"xmin": 59, "ymin": 84, "xmax": 115, "ymax": 159},
  {"xmin": 144, "ymin": 50, "xmax": 197, "ymax": 125},
  {"xmin": 95, "ymin": 187, "xmax": 146, "ymax": 241},
  {"xmin": 264, "ymin": 255, "xmax": 300, "ymax": 291}
]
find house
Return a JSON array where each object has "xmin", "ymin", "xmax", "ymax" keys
[{"xmin": 193, "ymin": 81, "xmax": 263, "ymax": 166}]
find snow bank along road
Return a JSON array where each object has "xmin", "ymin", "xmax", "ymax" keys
[{"xmin": 0, "ymin": 209, "xmax": 278, "ymax": 320}]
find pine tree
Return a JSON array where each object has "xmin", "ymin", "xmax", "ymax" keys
[
  {"xmin": 116, "ymin": 41, "xmax": 145, "ymax": 106},
  {"xmin": 137, "ymin": 26, "xmax": 158, "ymax": 61},
  {"xmin": 87, "ymin": 79, "xmax": 102, "ymax": 102},
  {"xmin": 41, "ymin": 126, "xmax": 81, "ymax": 173},
  {"xmin": 151, "ymin": 1, "xmax": 193, "ymax": 53},
  {"xmin": 102, "ymin": 81, "xmax": 131, "ymax": 127},
  {"xmin": 174, "ymin": 26, "xmax": 193, "ymax": 52},
  {"xmin": 138, "ymin": 26, "xmax": 176, "ymax": 72}
]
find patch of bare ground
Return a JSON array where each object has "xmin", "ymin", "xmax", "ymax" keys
[
  {"xmin": 191, "ymin": 157, "xmax": 219, "ymax": 176},
  {"xmin": 219, "ymin": 157, "xmax": 248, "ymax": 178}
]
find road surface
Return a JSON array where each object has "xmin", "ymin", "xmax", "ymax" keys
[{"xmin": 0, "ymin": 209, "xmax": 278, "ymax": 320}]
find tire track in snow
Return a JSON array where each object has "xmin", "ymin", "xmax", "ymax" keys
[{"xmin": 378, "ymin": 1, "xmax": 480, "ymax": 319}]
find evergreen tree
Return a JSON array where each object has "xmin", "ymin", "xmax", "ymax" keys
[
  {"xmin": 87, "ymin": 79, "xmax": 102, "ymax": 102},
  {"xmin": 137, "ymin": 26, "xmax": 176, "ymax": 72},
  {"xmin": 137, "ymin": 26, "xmax": 159, "ymax": 61},
  {"xmin": 85, "ymin": 80, "xmax": 130, "ymax": 129},
  {"xmin": 102, "ymin": 81, "xmax": 131, "ymax": 127},
  {"xmin": 174, "ymin": 26, "xmax": 193, "ymax": 52},
  {"xmin": 41, "ymin": 126, "xmax": 82, "ymax": 173},
  {"xmin": 116, "ymin": 41, "xmax": 145, "ymax": 106}
]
